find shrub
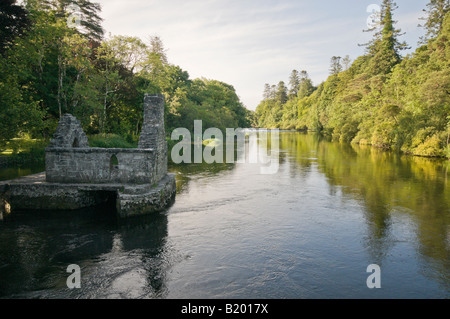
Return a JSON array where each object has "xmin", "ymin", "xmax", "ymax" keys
[
  {"xmin": 0, "ymin": 137, "xmax": 48, "ymax": 167},
  {"xmin": 413, "ymin": 134, "xmax": 444, "ymax": 157}
]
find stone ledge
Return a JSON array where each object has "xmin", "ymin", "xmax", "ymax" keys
[
  {"xmin": 117, "ymin": 173, "xmax": 176, "ymax": 218},
  {"xmin": 0, "ymin": 173, "xmax": 176, "ymax": 218}
]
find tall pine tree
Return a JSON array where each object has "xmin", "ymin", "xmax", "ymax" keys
[
  {"xmin": 419, "ymin": 0, "xmax": 450, "ymax": 41},
  {"xmin": 275, "ymin": 81, "xmax": 288, "ymax": 104},
  {"xmin": 364, "ymin": 0, "xmax": 409, "ymax": 75},
  {"xmin": 288, "ymin": 70, "xmax": 301, "ymax": 97},
  {"xmin": 52, "ymin": 0, "xmax": 104, "ymax": 43}
]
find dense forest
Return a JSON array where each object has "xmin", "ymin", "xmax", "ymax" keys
[
  {"xmin": 256, "ymin": 0, "xmax": 450, "ymax": 158},
  {"xmin": 1, "ymin": 0, "xmax": 449, "ymax": 161},
  {"xmin": 0, "ymin": 0, "xmax": 252, "ymax": 155}
]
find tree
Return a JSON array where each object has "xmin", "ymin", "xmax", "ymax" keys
[
  {"xmin": 56, "ymin": 32, "xmax": 94, "ymax": 118},
  {"xmin": 55, "ymin": 0, "xmax": 104, "ymax": 43},
  {"xmin": 289, "ymin": 70, "xmax": 301, "ymax": 97},
  {"xmin": 102, "ymin": 35, "xmax": 146, "ymax": 73},
  {"xmin": 364, "ymin": 0, "xmax": 409, "ymax": 75},
  {"xmin": 0, "ymin": 56, "xmax": 43, "ymax": 150},
  {"xmin": 253, "ymin": 5, "xmax": 450, "ymax": 158},
  {"xmin": 275, "ymin": 81, "xmax": 288, "ymax": 104},
  {"xmin": 263, "ymin": 83, "xmax": 272, "ymax": 100},
  {"xmin": 342, "ymin": 55, "xmax": 352, "ymax": 70},
  {"xmin": 1, "ymin": 1, "xmax": 252, "ymax": 150},
  {"xmin": 148, "ymin": 35, "xmax": 168, "ymax": 64},
  {"xmin": 5, "ymin": 4, "xmax": 77, "ymax": 123},
  {"xmin": 0, "ymin": 0, "xmax": 31, "ymax": 56},
  {"xmin": 96, "ymin": 38, "xmax": 123, "ymax": 132},
  {"xmin": 419, "ymin": 0, "xmax": 450, "ymax": 41},
  {"xmin": 139, "ymin": 36, "xmax": 169, "ymax": 89},
  {"xmin": 329, "ymin": 56, "xmax": 342, "ymax": 75},
  {"xmin": 297, "ymin": 70, "xmax": 314, "ymax": 98},
  {"xmin": 62, "ymin": 33, "xmax": 102, "ymax": 124}
]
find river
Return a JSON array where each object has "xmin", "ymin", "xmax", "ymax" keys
[{"xmin": 0, "ymin": 132, "xmax": 448, "ymax": 298}]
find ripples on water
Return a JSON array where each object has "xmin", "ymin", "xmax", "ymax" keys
[{"xmin": 0, "ymin": 132, "xmax": 448, "ymax": 298}]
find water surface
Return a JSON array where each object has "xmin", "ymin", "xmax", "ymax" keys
[{"xmin": 0, "ymin": 132, "xmax": 448, "ymax": 298}]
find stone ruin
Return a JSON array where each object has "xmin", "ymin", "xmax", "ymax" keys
[
  {"xmin": 0, "ymin": 94, "xmax": 176, "ymax": 219},
  {"xmin": 47, "ymin": 114, "xmax": 89, "ymax": 149}
]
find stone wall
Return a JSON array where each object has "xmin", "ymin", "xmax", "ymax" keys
[
  {"xmin": 45, "ymin": 148, "xmax": 156, "ymax": 185},
  {"xmin": 117, "ymin": 173, "xmax": 176, "ymax": 218},
  {"xmin": 47, "ymin": 114, "xmax": 89, "ymax": 148},
  {"xmin": 0, "ymin": 94, "xmax": 176, "ymax": 218},
  {"xmin": 138, "ymin": 94, "xmax": 168, "ymax": 183},
  {"xmin": 44, "ymin": 93, "xmax": 170, "ymax": 186},
  {"xmin": 4, "ymin": 183, "xmax": 113, "ymax": 211}
]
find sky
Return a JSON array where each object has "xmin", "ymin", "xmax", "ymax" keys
[{"xmin": 95, "ymin": 0, "xmax": 429, "ymax": 110}]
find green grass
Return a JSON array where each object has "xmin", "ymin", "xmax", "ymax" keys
[
  {"xmin": 88, "ymin": 133, "xmax": 137, "ymax": 148},
  {"xmin": 0, "ymin": 133, "xmax": 139, "ymax": 167},
  {"xmin": 0, "ymin": 136, "xmax": 47, "ymax": 166},
  {"xmin": 1, "ymin": 137, "xmax": 45, "ymax": 155}
]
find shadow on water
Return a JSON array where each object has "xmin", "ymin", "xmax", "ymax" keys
[
  {"xmin": 0, "ymin": 203, "xmax": 172, "ymax": 299},
  {"xmin": 0, "ymin": 164, "xmax": 45, "ymax": 182}
]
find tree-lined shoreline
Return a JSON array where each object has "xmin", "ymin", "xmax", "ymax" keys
[
  {"xmin": 0, "ymin": 0, "xmax": 252, "ymax": 162},
  {"xmin": 1, "ymin": 0, "xmax": 449, "ymax": 166},
  {"xmin": 255, "ymin": 0, "xmax": 450, "ymax": 159}
]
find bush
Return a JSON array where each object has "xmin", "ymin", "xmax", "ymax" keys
[
  {"xmin": 371, "ymin": 123, "xmax": 395, "ymax": 149},
  {"xmin": 443, "ymin": 145, "xmax": 450, "ymax": 158},
  {"xmin": 12, "ymin": 145, "xmax": 46, "ymax": 165},
  {"xmin": 413, "ymin": 134, "xmax": 444, "ymax": 157},
  {"xmin": 0, "ymin": 137, "xmax": 48, "ymax": 167}
]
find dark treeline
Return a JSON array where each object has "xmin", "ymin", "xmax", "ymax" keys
[
  {"xmin": 256, "ymin": 0, "xmax": 450, "ymax": 158},
  {"xmin": 0, "ymin": 0, "xmax": 253, "ymax": 152}
]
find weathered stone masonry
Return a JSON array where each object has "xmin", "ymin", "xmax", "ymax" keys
[
  {"xmin": 45, "ymin": 147, "xmax": 156, "ymax": 185},
  {"xmin": 0, "ymin": 94, "xmax": 176, "ymax": 219}
]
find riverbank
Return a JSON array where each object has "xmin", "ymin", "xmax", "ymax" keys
[
  {"xmin": 1, "ymin": 129, "xmax": 448, "ymax": 175},
  {"xmin": 0, "ymin": 134, "xmax": 138, "ymax": 169},
  {"xmin": 258, "ymin": 128, "xmax": 450, "ymax": 160}
]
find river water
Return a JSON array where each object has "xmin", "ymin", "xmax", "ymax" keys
[{"xmin": 0, "ymin": 132, "xmax": 448, "ymax": 299}]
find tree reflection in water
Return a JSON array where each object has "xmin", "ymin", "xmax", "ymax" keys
[{"xmin": 280, "ymin": 132, "xmax": 449, "ymax": 289}]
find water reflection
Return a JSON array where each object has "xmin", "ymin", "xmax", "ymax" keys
[
  {"xmin": 169, "ymin": 131, "xmax": 280, "ymax": 193},
  {"xmin": 279, "ymin": 133, "xmax": 449, "ymax": 291},
  {"xmin": 0, "ymin": 165, "xmax": 45, "ymax": 182},
  {"xmin": 0, "ymin": 132, "xmax": 448, "ymax": 298},
  {"xmin": 170, "ymin": 162, "xmax": 235, "ymax": 194},
  {"xmin": 0, "ymin": 207, "xmax": 172, "ymax": 298}
]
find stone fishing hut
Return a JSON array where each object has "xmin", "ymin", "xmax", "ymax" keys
[{"xmin": 0, "ymin": 94, "xmax": 176, "ymax": 219}]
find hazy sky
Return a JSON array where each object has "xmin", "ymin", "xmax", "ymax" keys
[{"xmin": 95, "ymin": 0, "xmax": 429, "ymax": 110}]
